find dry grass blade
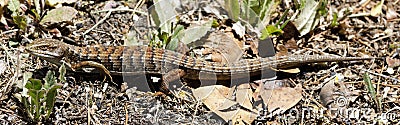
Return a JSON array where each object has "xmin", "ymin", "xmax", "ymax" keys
[{"xmin": 0, "ymin": 41, "xmax": 20, "ymax": 100}]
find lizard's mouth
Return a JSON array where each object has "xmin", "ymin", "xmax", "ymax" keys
[
  {"xmin": 26, "ymin": 49, "xmax": 61, "ymax": 59},
  {"xmin": 25, "ymin": 47, "xmax": 65, "ymax": 67}
]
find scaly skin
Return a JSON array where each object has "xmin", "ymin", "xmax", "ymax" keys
[{"xmin": 25, "ymin": 38, "xmax": 377, "ymax": 90}]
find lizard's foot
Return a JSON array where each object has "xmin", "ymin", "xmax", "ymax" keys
[{"xmin": 72, "ymin": 61, "xmax": 116, "ymax": 85}]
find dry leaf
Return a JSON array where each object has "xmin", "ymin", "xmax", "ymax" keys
[
  {"xmin": 259, "ymin": 84, "xmax": 303, "ymax": 114},
  {"xmin": 255, "ymin": 80, "xmax": 286, "ymax": 89},
  {"xmin": 279, "ymin": 68, "xmax": 300, "ymax": 74},
  {"xmin": 281, "ymin": 21, "xmax": 300, "ymax": 41},
  {"xmin": 319, "ymin": 81, "xmax": 337, "ymax": 107},
  {"xmin": 236, "ymin": 84, "xmax": 255, "ymax": 111},
  {"xmin": 275, "ymin": 44, "xmax": 288, "ymax": 57},
  {"xmin": 232, "ymin": 22, "xmax": 245, "ymax": 38},
  {"xmin": 193, "ymin": 32, "xmax": 243, "ymax": 64},
  {"xmin": 284, "ymin": 38, "xmax": 298, "ymax": 49},
  {"xmin": 193, "ymin": 85, "xmax": 258, "ymax": 124},
  {"xmin": 198, "ymin": 86, "xmax": 236, "ymax": 110},
  {"xmin": 386, "ymin": 57, "xmax": 400, "ymax": 68},
  {"xmin": 48, "ymin": 28, "xmax": 62, "ymax": 37},
  {"xmin": 211, "ymin": 52, "xmax": 224, "ymax": 63},
  {"xmin": 40, "ymin": 6, "xmax": 78, "ymax": 25},
  {"xmin": 371, "ymin": 0, "xmax": 384, "ymax": 17},
  {"xmin": 203, "ymin": 3, "xmax": 223, "ymax": 19},
  {"xmin": 386, "ymin": 6, "xmax": 399, "ymax": 20}
]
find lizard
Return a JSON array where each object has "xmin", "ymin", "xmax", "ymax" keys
[{"xmin": 25, "ymin": 38, "xmax": 377, "ymax": 93}]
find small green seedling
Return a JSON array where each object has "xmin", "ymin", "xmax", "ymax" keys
[
  {"xmin": 363, "ymin": 72, "xmax": 382, "ymax": 111},
  {"xmin": 21, "ymin": 64, "xmax": 65, "ymax": 122}
]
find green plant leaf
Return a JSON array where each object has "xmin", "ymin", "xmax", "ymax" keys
[
  {"xmin": 363, "ymin": 73, "xmax": 376, "ymax": 98},
  {"xmin": 27, "ymin": 90, "xmax": 38, "ymax": 103},
  {"xmin": 166, "ymin": 35, "xmax": 179, "ymax": 50},
  {"xmin": 257, "ymin": 0, "xmax": 272, "ymax": 22},
  {"xmin": 150, "ymin": 30, "xmax": 162, "ymax": 47},
  {"xmin": 28, "ymin": 89, "xmax": 43, "ymax": 121},
  {"xmin": 27, "ymin": 78, "xmax": 42, "ymax": 90},
  {"xmin": 159, "ymin": 31, "xmax": 170, "ymax": 46},
  {"xmin": 38, "ymin": 90, "xmax": 45, "ymax": 102},
  {"xmin": 241, "ymin": 0, "xmax": 279, "ymax": 32},
  {"xmin": 276, "ymin": 9, "xmax": 289, "ymax": 28},
  {"xmin": 171, "ymin": 25, "xmax": 184, "ymax": 38},
  {"xmin": 212, "ymin": 19, "xmax": 219, "ymax": 28},
  {"xmin": 21, "ymin": 96, "xmax": 34, "ymax": 119},
  {"xmin": 293, "ymin": 0, "xmax": 326, "ymax": 36},
  {"xmin": 36, "ymin": 90, "xmax": 45, "ymax": 120},
  {"xmin": 25, "ymin": 81, "xmax": 32, "ymax": 89},
  {"xmin": 45, "ymin": 85, "xmax": 61, "ymax": 119},
  {"xmin": 246, "ymin": 0, "xmax": 260, "ymax": 12},
  {"xmin": 317, "ymin": 0, "xmax": 327, "ymax": 16},
  {"xmin": 299, "ymin": 0, "xmax": 306, "ymax": 9},
  {"xmin": 59, "ymin": 63, "xmax": 66, "ymax": 83},
  {"xmin": 44, "ymin": 71, "xmax": 56, "ymax": 89},
  {"xmin": 240, "ymin": 1, "xmax": 260, "ymax": 27},
  {"xmin": 331, "ymin": 12, "xmax": 339, "ymax": 27},
  {"xmin": 26, "ymin": 78, "xmax": 44, "ymax": 121},
  {"xmin": 166, "ymin": 36, "xmax": 179, "ymax": 50},
  {"xmin": 23, "ymin": 70, "xmax": 63, "ymax": 122},
  {"xmin": 149, "ymin": 0, "xmax": 179, "ymax": 33},
  {"xmin": 40, "ymin": 6, "xmax": 78, "ymax": 25},
  {"xmin": 12, "ymin": 15, "xmax": 27, "ymax": 30},
  {"xmin": 363, "ymin": 72, "xmax": 380, "ymax": 110},
  {"xmin": 179, "ymin": 20, "xmax": 212, "ymax": 45},
  {"xmin": 225, "ymin": 0, "xmax": 240, "ymax": 21},
  {"xmin": 261, "ymin": 25, "xmax": 283, "ymax": 39},
  {"xmin": 30, "ymin": 9, "xmax": 40, "ymax": 20}
]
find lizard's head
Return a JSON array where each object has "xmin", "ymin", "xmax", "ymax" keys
[{"xmin": 26, "ymin": 39, "xmax": 70, "ymax": 66}]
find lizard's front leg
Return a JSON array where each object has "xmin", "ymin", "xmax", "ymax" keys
[
  {"xmin": 161, "ymin": 69, "xmax": 186, "ymax": 94},
  {"xmin": 71, "ymin": 61, "xmax": 114, "ymax": 83}
]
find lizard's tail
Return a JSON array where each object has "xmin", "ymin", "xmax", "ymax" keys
[{"xmin": 276, "ymin": 55, "xmax": 380, "ymax": 69}]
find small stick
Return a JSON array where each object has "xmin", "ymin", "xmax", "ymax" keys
[{"xmin": 361, "ymin": 69, "xmax": 400, "ymax": 83}]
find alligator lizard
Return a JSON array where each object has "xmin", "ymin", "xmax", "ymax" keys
[{"xmin": 25, "ymin": 39, "xmax": 376, "ymax": 92}]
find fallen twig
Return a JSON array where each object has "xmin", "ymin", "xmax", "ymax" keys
[
  {"xmin": 361, "ymin": 69, "xmax": 400, "ymax": 83},
  {"xmin": 93, "ymin": 8, "xmax": 147, "ymax": 15}
]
